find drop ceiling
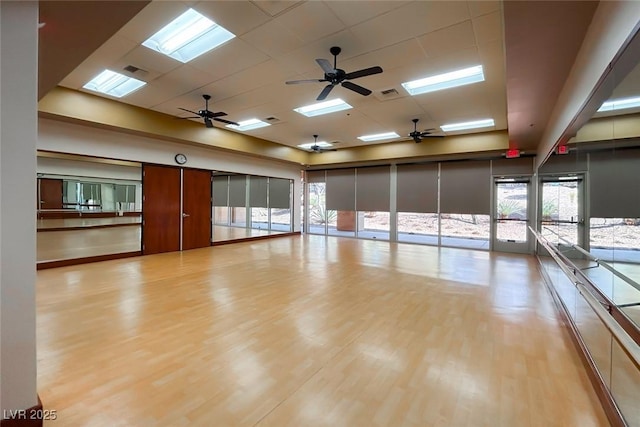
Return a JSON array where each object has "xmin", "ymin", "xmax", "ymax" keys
[{"xmin": 39, "ymin": 0, "xmax": 611, "ymax": 161}]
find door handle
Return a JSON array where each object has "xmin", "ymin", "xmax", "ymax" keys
[{"xmin": 182, "ymin": 213, "xmax": 190, "ymax": 218}]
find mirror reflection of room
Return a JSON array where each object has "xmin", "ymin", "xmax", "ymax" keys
[{"xmin": 36, "ymin": 152, "xmax": 142, "ymax": 264}]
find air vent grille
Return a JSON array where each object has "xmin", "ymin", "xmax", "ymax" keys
[
  {"xmin": 374, "ymin": 87, "xmax": 402, "ymax": 101},
  {"xmin": 265, "ymin": 116, "xmax": 281, "ymax": 123}
]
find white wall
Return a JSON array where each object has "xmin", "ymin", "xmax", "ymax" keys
[
  {"xmin": 38, "ymin": 118, "xmax": 303, "ymax": 230},
  {"xmin": 1, "ymin": 0, "xmax": 38, "ymax": 413}
]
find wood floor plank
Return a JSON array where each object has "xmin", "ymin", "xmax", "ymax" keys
[{"xmin": 37, "ymin": 236, "xmax": 609, "ymax": 426}]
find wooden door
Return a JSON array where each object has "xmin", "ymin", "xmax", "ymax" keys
[
  {"xmin": 142, "ymin": 165, "xmax": 180, "ymax": 255},
  {"xmin": 182, "ymin": 168, "xmax": 212, "ymax": 250},
  {"xmin": 39, "ymin": 178, "xmax": 63, "ymax": 209}
]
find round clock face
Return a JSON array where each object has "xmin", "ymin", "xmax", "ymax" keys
[{"xmin": 175, "ymin": 153, "xmax": 187, "ymax": 165}]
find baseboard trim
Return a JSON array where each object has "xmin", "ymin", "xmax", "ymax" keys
[
  {"xmin": 37, "ymin": 251, "xmax": 142, "ymax": 270},
  {"xmin": 211, "ymin": 231, "xmax": 301, "ymax": 246},
  {"xmin": 37, "ymin": 222, "xmax": 140, "ymax": 232},
  {"xmin": 1, "ymin": 396, "xmax": 43, "ymax": 427},
  {"xmin": 536, "ymin": 257, "xmax": 626, "ymax": 427}
]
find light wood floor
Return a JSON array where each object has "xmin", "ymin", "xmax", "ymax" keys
[
  {"xmin": 212, "ymin": 225, "xmax": 287, "ymax": 242},
  {"xmin": 37, "ymin": 236, "xmax": 608, "ymax": 426}
]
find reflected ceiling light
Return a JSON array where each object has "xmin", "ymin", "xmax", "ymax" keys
[
  {"xmin": 597, "ymin": 96, "xmax": 640, "ymax": 112},
  {"xmin": 82, "ymin": 69, "xmax": 146, "ymax": 98},
  {"xmin": 142, "ymin": 8, "xmax": 235, "ymax": 63},
  {"xmin": 297, "ymin": 141, "xmax": 332, "ymax": 149},
  {"xmin": 293, "ymin": 99, "xmax": 352, "ymax": 117},
  {"xmin": 401, "ymin": 65, "xmax": 484, "ymax": 96},
  {"xmin": 440, "ymin": 118, "xmax": 495, "ymax": 132},
  {"xmin": 226, "ymin": 118, "xmax": 271, "ymax": 131},
  {"xmin": 357, "ymin": 132, "xmax": 400, "ymax": 142}
]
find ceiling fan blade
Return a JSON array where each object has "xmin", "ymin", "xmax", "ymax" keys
[
  {"xmin": 214, "ymin": 117, "xmax": 240, "ymax": 126},
  {"xmin": 209, "ymin": 111, "xmax": 228, "ymax": 118},
  {"xmin": 285, "ymin": 79, "xmax": 326, "ymax": 85},
  {"xmin": 179, "ymin": 107, "xmax": 201, "ymax": 116},
  {"xmin": 344, "ymin": 66, "xmax": 383, "ymax": 80},
  {"xmin": 341, "ymin": 81, "xmax": 372, "ymax": 96},
  {"xmin": 176, "ymin": 116, "xmax": 201, "ymax": 119},
  {"xmin": 317, "ymin": 84, "xmax": 335, "ymax": 101},
  {"xmin": 316, "ymin": 58, "xmax": 335, "ymax": 74},
  {"xmin": 204, "ymin": 118, "xmax": 214, "ymax": 128}
]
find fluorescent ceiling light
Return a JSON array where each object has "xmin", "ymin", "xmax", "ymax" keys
[
  {"xmin": 142, "ymin": 8, "xmax": 235, "ymax": 63},
  {"xmin": 297, "ymin": 141, "xmax": 332, "ymax": 149},
  {"xmin": 293, "ymin": 98, "xmax": 352, "ymax": 117},
  {"xmin": 226, "ymin": 118, "xmax": 271, "ymax": 131},
  {"xmin": 82, "ymin": 69, "xmax": 146, "ymax": 98},
  {"xmin": 440, "ymin": 118, "xmax": 495, "ymax": 132},
  {"xmin": 357, "ymin": 132, "xmax": 400, "ymax": 142},
  {"xmin": 401, "ymin": 65, "xmax": 485, "ymax": 96},
  {"xmin": 597, "ymin": 96, "xmax": 640, "ymax": 112}
]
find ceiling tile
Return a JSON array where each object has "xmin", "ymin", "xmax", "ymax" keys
[
  {"xmin": 274, "ymin": 1, "xmax": 346, "ymax": 43},
  {"xmin": 189, "ymin": 38, "xmax": 270, "ymax": 81},
  {"xmin": 250, "ymin": 1, "xmax": 304, "ymax": 17},
  {"xmin": 146, "ymin": 65, "xmax": 218, "ymax": 107},
  {"xmin": 194, "ymin": 0, "xmax": 270, "ymax": 36},
  {"xmin": 469, "ymin": 0, "xmax": 501, "ymax": 18},
  {"xmin": 418, "ymin": 20, "xmax": 476, "ymax": 58},
  {"xmin": 117, "ymin": 45, "xmax": 181, "ymax": 75},
  {"xmin": 473, "ymin": 11, "xmax": 503, "ymax": 45},
  {"xmin": 242, "ymin": 19, "xmax": 306, "ymax": 57},
  {"xmin": 325, "ymin": 1, "xmax": 410, "ymax": 27}
]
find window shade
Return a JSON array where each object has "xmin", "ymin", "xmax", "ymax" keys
[
  {"xmin": 249, "ymin": 176, "xmax": 268, "ymax": 208},
  {"xmin": 440, "ymin": 160, "xmax": 490, "ymax": 214},
  {"xmin": 269, "ymin": 178, "xmax": 291, "ymax": 209},
  {"xmin": 306, "ymin": 170, "xmax": 325, "ymax": 183},
  {"xmin": 539, "ymin": 152, "xmax": 587, "ymax": 173},
  {"xmin": 492, "ymin": 157, "xmax": 533, "ymax": 176},
  {"xmin": 326, "ymin": 168, "xmax": 355, "ymax": 211},
  {"xmin": 590, "ymin": 149, "xmax": 640, "ymax": 218},
  {"xmin": 396, "ymin": 163, "xmax": 438, "ymax": 213},
  {"xmin": 228, "ymin": 175, "xmax": 247, "ymax": 207},
  {"xmin": 356, "ymin": 166, "xmax": 390, "ymax": 211},
  {"xmin": 212, "ymin": 176, "xmax": 229, "ymax": 206}
]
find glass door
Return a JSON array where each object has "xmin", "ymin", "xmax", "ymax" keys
[
  {"xmin": 539, "ymin": 175, "xmax": 585, "ymax": 257},
  {"xmin": 493, "ymin": 178, "xmax": 531, "ymax": 253}
]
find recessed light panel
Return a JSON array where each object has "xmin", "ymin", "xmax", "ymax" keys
[
  {"xmin": 597, "ymin": 96, "xmax": 640, "ymax": 112},
  {"xmin": 226, "ymin": 119, "xmax": 271, "ymax": 131},
  {"xmin": 357, "ymin": 132, "xmax": 400, "ymax": 142},
  {"xmin": 293, "ymin": 99, "xmax": 352, "ymax": 117},
  {"xmin": 142, "ymin": 8, "xmax": 235, "ymax": 63},
  {"xmin": 297, "ymin": 141, "xmax": 332, "ymax": 149},
  {"xmin": 82, "ymin": 70, "xmax": 146, "ymax": 98},
  {"xmin": 440, "ymin": 118, "xmax": 495, "ymax": 132},
  {"xmin": 402, "ymin": 65, "xmax": 485, "ymax": 96}
]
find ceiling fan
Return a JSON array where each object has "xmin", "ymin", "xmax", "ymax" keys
[
  {"xmin": 177, "ymin": 94, "xmax": 239, "ymax": 127},
  {"xmin": 307, "ymin": 135, "xmax": 337, "ymax": 153},
  {"xmin": 285, "ymin": 46, "xmax": 383, "ymax": 101},
  {"xmin": 408, "ymin": 118, "xmax": 444, "ymax": 143}
]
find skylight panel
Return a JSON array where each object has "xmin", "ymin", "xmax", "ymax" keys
[
  {"xmin": 597, "ymin": 96, "xmax": 640, "ymax": 112},
  {"xmin": 357, "ymin": 132, "xmax": 400, "ymax": 142},
  {"xmin": 440, "ymin": 118, "xmax": 495, "ymax": 132},
  {"xmin": 142, "ymin": 8, "xmax": 235, "ymax": 63},
  {"xmin": 82, "ymin": 70, "xmax": 146, "ymax": 98},
  {"xmin": 297, "ymin": 141, "xmax": 332, "ymax": 149},
  {"xmin": 401, "ymin": 65, "xmax": 485, "ymax": 96},
  {"xmin": 226, "ymin": 119, "xmax": 271, "ymax": 131},
  {"xmin": 293, "ymin": 99, "xmax": 352, "ymax": 117}
]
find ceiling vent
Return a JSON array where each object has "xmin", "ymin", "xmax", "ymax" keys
[
  {"xmin": 264, "ymin": 116, "xmax": 281, "ymax": 123},
  {"xmin": 374, "ymin": 87, "xmax": 402, "ymax": 101},
  {"xmin": 123, "ymin": 65, "xmax": 149, "ymax": 78}
]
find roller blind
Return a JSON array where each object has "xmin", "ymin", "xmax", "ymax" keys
[
  {"xmin": 306, "ymin": 170, "xmax": 325, "ymax": 183},
  {"xmin": 539, "ymin": 152, "xmax": 587, "ymax": 173},
  {"xmin": 249, "ymin": 176, "xmax": 268, "ymax": 208},
  {"xmin": 228, "ymin": 175, "xmax": 247, "ymax": 207},
  {"xmin": 356, "ymin": 166, "xmax": 390, "ymax": 211},
  {"xmin": 326, "ymin": 168, "xmax": 355, "ymax": 211},
  {"xmin": 590, "ymin": 149, "xmax": 640, "ymax": 217},
  {"xmin": 269, "ymin": 178, "xmax": 291, "ymax": 209},
  {"xmin": 396, "ymin": 163, "xmax": 438, "ymax": 213},
  {"xmin": 440, "ymin": 160, "xmax": 490, "ymax": 214},
  {"xmin": 492, "ymin": 157, "xmax": 533, "ymax": 176},
  {"xmin": 212, "ymin": 176, "xmax": 229, "ymax": 206}
]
